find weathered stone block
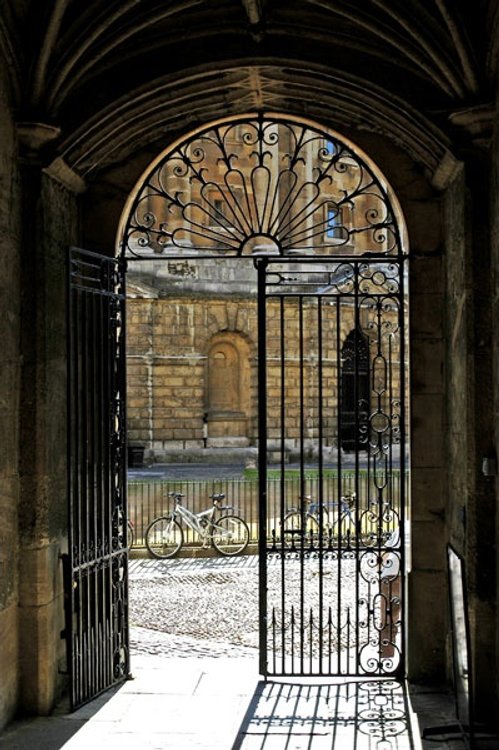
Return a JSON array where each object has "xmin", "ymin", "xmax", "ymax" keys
[
  {"xmin": 410, "ymin": 292, "xmax": 443, "ymax": 339},
  {"xmin": 0, "ymin": 603, "xmax": 18, "ymax": 730},
  {"xmin": 411, "ymin": 394, "xmax": 444, "ymax": 467},
  {"xmin": 411, "ymin": 519, "xmax": 446, "ymax": 570},
  {"xmin": 18, "ymin": 589, "xmax": 65, "ymax": 715},
  {"xmin": 19, "ymin": 543, "xmax": 63, "ymax": 608},
  {"xmin": 408, "ymin": 569, "xmax": 446, "ymax": 682},
  {"xmin": 411, "ymin": 468, "xmax": 445, "ymax": 521},
  {"xmin": 410, "ymin": 338, "xmax": 443, "ymax": 393}
]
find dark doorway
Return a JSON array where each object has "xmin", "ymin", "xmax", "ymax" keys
[{"xmin": 340, "ymin": 328, "xmax": 370, "ymax": 452}]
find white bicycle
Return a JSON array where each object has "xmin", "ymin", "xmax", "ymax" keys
[{"xmin": 145, "ymin": 491, "xmax": 250, "ymax": 559}]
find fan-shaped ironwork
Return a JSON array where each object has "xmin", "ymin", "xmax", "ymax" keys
[{"xmin": 119, "ymin": 114, "xmax": 404, "ymax": 259}]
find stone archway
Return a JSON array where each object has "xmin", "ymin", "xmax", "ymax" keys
[
  {"xmin": 64, "ymin": 113, "xmax": 410, "ymax": 705},
  {"xmin": 114, "ymin": 112, "xmax": 409, "ymax": 678}
]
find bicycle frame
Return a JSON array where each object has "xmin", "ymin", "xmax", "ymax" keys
[
  {"xmin": 287, "ymin": 497, "xmax": 355, "ymax": 527},
  {"xmin": 172, "ymin": 501, "xmax": 216, "ymax": 541},
  {"xmin": 169, "ymin": 493, "xmax": 235, "ymax": 546}
]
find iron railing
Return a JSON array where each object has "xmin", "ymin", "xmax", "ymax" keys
[{"xmin": 128, "ymin": 471, "xmax": 407, "ymax": 550}]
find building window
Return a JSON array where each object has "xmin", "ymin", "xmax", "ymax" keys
[
  {"xmin": 326, "ymin": 202, "xmax": 343, "ymax": 242},
  {"xmin": 340, "ymin": 329, "xmax": 370, "ymax": 452},
  {"xmin": 327, "ymin": 204, "xmax": 340, "ymax": 236}
]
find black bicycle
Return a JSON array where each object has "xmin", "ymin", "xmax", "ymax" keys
[{"xmin": 283, "ymin": 491, "xmax": 371, "ymax": 547}]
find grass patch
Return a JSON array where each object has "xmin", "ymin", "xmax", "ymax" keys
[{"xmin": 243, "ymin": 467, "xmax": 350, "ymax": 480}]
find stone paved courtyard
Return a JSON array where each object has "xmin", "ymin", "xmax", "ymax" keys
[
  {"xmin": 129, "ymin": 555, "xmax": 260, "ymax": 659},
  {"xmin": 129, "ymin": 554, "xmax": 371, "ymax": 666}
]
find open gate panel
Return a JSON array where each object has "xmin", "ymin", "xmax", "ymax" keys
[
  {"xmin": 64, "ymin": 248, "xmax": 129, "ymax": 710},
  {"xmin": 257, "ymin": 257, "xmax": 406, "ymax": 678}
]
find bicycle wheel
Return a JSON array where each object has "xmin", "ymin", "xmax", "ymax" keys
[
  {"xmin": 282, "ymin": 511, "xmax": 321, "ymax": 549},
  {"xmin": 127, "ymin": 521, "xmax": 134, "ymax": 551},
  {"xmin": 211, "ymin": 515, "xmax": 249, "ymax": 556},
  {"xmin": 145, "ymin": 516, "xmax": 183, "ymax": 559},
  {"xmin": 333, "ymin": 512, "xmax": 369, "ymax": 547}
]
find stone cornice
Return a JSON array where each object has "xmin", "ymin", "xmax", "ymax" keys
[
  {"xmin": 448, "ymin": 102, "xmax": 495, "ymax": 148},
  {"xmin": 16, "ymin": 121, "xmax": 61, "ymax": 162}
]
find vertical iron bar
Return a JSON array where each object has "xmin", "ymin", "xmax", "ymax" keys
[
  {"xmin": 90, "ymin": 279, "xmax": 98, "ymax": 695},
  {"xmin": 399, "ymin": 257, "xmax": 407, "ymax": 676},
  {"xmin": 354, "ymin": 261, "xmax": 360, "ymax": 675},
  {"xmin": 336, "ymin": 294, "xmax": 342, "ymax": 675},
  {"xmin": 256, "ymin": 257, "xmax": 268, "ymax": 676},
  {"xmin": 82, "ymin": 287, "xmax": 90, "ymax": 700},
  {"xmin": 279, "ymin": 294, "xmax": 286, "ymax": 674},
  {"xmin": 120, "ymin": 259, "xmax": 130, "ymax": 677},
  {"xmin": 66, "ymin": 252, "xmax": 76, "ymax": 707},
  {"xmin": 97, "ymin": 289, "xmax": 105, "ymax": 690},
  {"xmin": 298, "ymin": 294, "xmax": 305, "ymax": 675},
  {"xmin": 317, "ymin": 294, "xmax": 324, "ymax": 672},
  {"xmin": 105, "ymin": 290, "xmax": 113, "ymax": 685}
]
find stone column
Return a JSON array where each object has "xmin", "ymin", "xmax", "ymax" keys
[
  {"xmin": 16, "ymin": 123, "xmax": 81, "ymax": 715},
  {"xmin": 0, "ymin": 67, "xmax": 21, "ymax": 732},
  {"xmin": 406, "ymin": 154, "xmax": 447, "ymax": 684},
  {"xmin": 455, "ymin": 144, "xmax": 498, "ymax": 719}
]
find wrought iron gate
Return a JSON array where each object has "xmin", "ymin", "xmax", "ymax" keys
[
  {"xmin": 257, "ymin": 256, "xmax": 406, "ymax": 678},
  {"xmin": 115, "ymin": 111, "xmax": 409, "ymax": 681},
  {"xmin": 63, "ymin": 247, "xmax": 129, "ymax": 710}
]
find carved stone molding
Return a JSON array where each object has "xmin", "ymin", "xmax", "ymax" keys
[
  {"xmin": 448, "ymin": 103, "xmax": 495, "ymax": 147},
  {"xmin": 16, "ymin": 122, "xmax": 61, "ymax": 162},
  {"xmin": 43, "ymin": 156, "xmax": 87, "ymax": 194}
]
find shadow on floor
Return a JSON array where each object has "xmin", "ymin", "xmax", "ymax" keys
[
  {"xmin": 233, "ymin": 678, "xmax": 422, "ymax": 749},
  {"xmin": 1, "ymin": 659, "xmax": 486, "ymax": 750}
]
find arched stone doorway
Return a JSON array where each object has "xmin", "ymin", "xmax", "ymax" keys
[
  {"xmin": 67, "ymin": 113, "xmax": 409, "ymax": 706},
  {"xmin": 205, "ymin": 332, "xmax": 252, "ymax": 447}
]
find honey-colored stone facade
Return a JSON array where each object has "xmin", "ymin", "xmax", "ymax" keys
[{"xmin": 126, "ymin": 268, "xmax": 402, "ymax": 462}]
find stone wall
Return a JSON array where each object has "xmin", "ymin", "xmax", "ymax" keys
[
  {"xmin": 16, "ymin": 169, "xmax": 78, "ymax": 717},
  {"xmin": 127, "ymin": 290, "xmax": 259, "ymax": 458},
  {"xmin": 491, "ymin": 79, "xmax": 499, "ymax": 714},
  {"xmin": 126, "ymin": 282, "xmax": 401, "ymax": 461},
  {"xmin": 441, "ymin": 157, "xmax": 498, "ymax": 717},
  {"xmin": 0, "ymin": 56, "xmax": 21, "ymax": 730},
  {"xmin": 0, "ymin": 46, "xmax": 76, "ymax": 733}
]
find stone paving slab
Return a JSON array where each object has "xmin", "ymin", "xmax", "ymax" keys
[{"xmin": 1, "ymin": 651, "xmax": 493, "ymax": 750}]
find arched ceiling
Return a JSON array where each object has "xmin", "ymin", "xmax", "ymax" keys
[{"xmin": 1, "ymin": 0, "xmax": 496, "ymax": 184}]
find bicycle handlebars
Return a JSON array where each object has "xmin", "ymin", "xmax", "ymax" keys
[{"xmin": 167, "ymin": 490, "xmax": 226, "ymax": 505}]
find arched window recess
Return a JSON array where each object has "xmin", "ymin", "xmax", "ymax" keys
[{"xmin": 118, "ymin": 113, "xmax": 407, "ymax": 261}]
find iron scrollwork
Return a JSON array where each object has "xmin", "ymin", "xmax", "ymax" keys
[{"xmin": 120, "ymin": 115, "xmax": 404, "ymax": 260}]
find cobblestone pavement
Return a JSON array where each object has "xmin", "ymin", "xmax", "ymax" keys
[
  {"xmin": 129, "ymin": 555, "xmax": 259, "ymax": 659},
  {"xmin": 129, "ymin": 554, "xmax": 362, "ymax": 660}
]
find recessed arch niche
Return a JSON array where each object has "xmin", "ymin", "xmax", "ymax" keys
[{"xmin": 205, "ymin": 331, "xmax": 252, "ymax": 447}]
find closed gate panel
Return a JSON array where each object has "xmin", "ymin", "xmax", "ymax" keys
[
  {"xmin": 64, "ymin": 247, "xmax": 129, "ymax": 710},
  {"xmin": 258, "ymin": 258, "xmax": 406, "ymax": 678}
]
